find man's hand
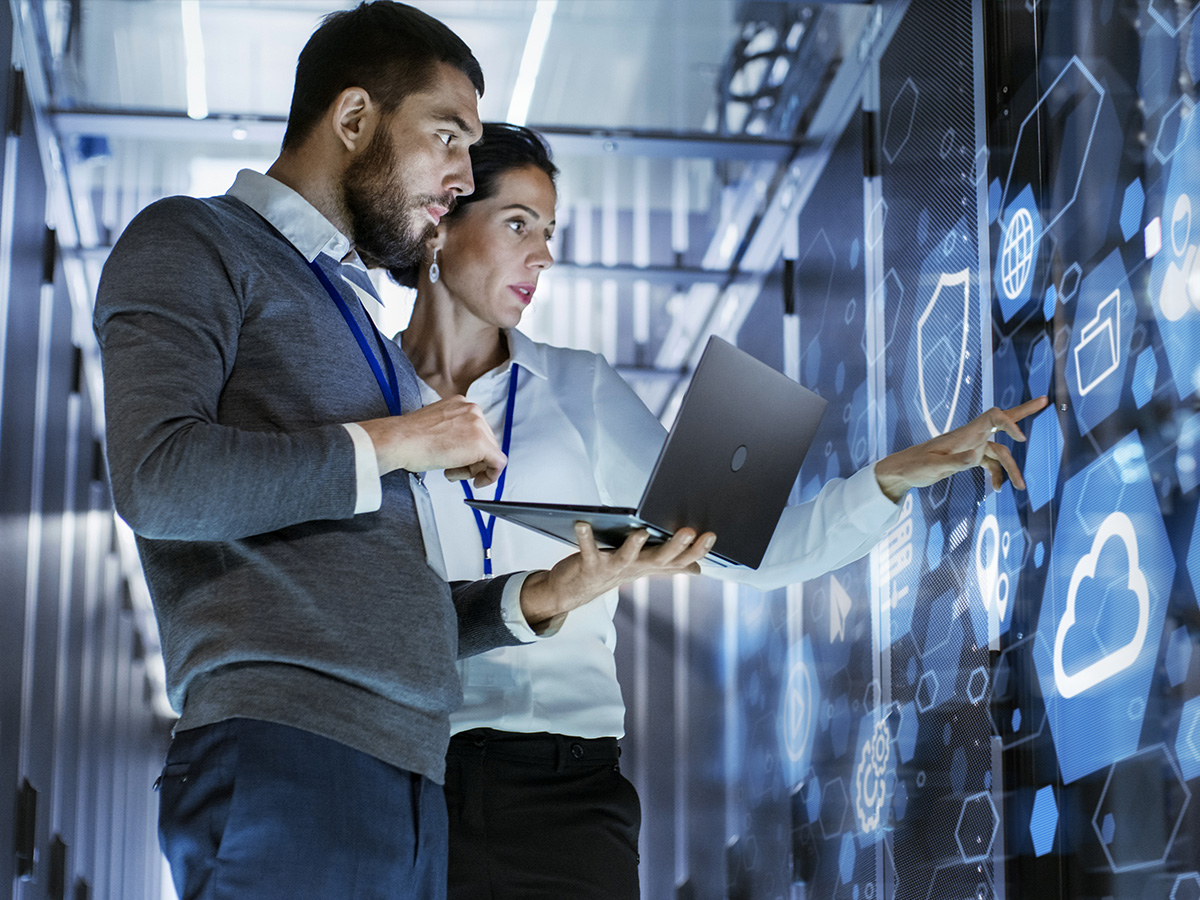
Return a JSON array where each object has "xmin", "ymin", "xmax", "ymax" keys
[
  {"xmin": 356, "ymin": 396, "xmax": 506, "ymax": 487},
  {"xmin": 519, "ymin": 523, "xmax": 716, "ymax": 631},
  {"xmin": 873, "ymin": 396, "xmax": 1051, "ymax": 502}
]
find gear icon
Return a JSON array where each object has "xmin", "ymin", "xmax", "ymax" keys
[{"xmin": 854, "ymin": 717, "xmax": 892, "ymax": 832}]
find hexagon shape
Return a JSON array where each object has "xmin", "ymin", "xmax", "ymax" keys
[
  {"xmin": 1176, "ymin": 695, "xmax": 1200, "ymax": 781},
  {"xmin": 1172, "ymin": 873, "xmax": 1200, "ymax": 900},
  {"xmin": 839, "ymin": 832, "xmax": 856, "ymax": 884},
  {"xmin": 1060, "ymin": 263, "xmax": 1083, "ymax": 305},
  {"xmin": 1133, "ymin": 350, "xmax": 1158, "ymax": 408},
  {"xmin": 896, "ymin": 701, "xmax": 918, "ymax": 763},
  {"xmin": 893, "ymin": 778, "xmax": 909, "ymax": 821},
  {"xmin": 955, "ymin": 792, "xmax": 999, "ymax": 863},
  {"xmin": 995, "ymin": 185, "xmax": 1043, "ymax": 322},
  {"xmin": 1166, "ymin": 626, "xmax": 1192, "ymax": 688},
  {"xmin": 1121, "ymin": 179, "xmax": 1146, "ymax": 241},
  {"xmin": 1025, "ymin": 406, "xmax": 1063, "ymax": 512},
  {"xmin": 1179, "ymin": 413, "xmax": 1200, "ymax": 495},
  {"xmin": 1092, "ymin": 744, "xmax": 1192, "ymax": 871},
  {"xmin": 1153, "ymin": 95, "xmax": 1196, "ymax": 165},
  {"xmin": 1035, "ymin": 433, "xmax": 1175, "ymax": 783},
  {"xmin": 882, "ymin": 78, "xmax": 918, "ymax": 164},
  {"xmin": 967, "ymin": 667, "xmax": 989, "ymax": 704},
  {"xmin": 917, "ymin": 670, "xmax": 940, "ymax": 713},
  {"xmin": 1148, "ymin": 0, "xmax": 1200, "ymax": 38},
  {"xmin": 926, "ymin": 520, "xmax": 945, "ymax": 570},
  {"xmin": 1001, "ymin": 59, "xmax": 1104, "ymax": 235},
  {"xmin": 1030, "ymin": 786, "xmax": 1058, "ymax": 856},
  {"xmin": 819, "ymin": 776, "xmax": 849, "ymax": 840}
]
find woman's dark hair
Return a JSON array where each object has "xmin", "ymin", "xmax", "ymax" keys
[
  {"xmin": 281, "ymin": 1, "xmax": 484, "ymax": 151},
  {"xmin": 389, "ymin": 122, "xmax": 559, "ymax": 287}
]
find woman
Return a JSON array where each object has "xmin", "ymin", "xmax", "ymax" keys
[{"xmin": 394, "ymin": 124, "xmax": 1043, "ymax": 899}]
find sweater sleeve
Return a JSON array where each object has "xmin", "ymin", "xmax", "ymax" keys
[
  {"xmin": 450, "ymin": 573, "xmax": 527, "ymax": 658},
  {"xmin": 94, "ymin": 198, "xmax": 359, "ymax": 541}
]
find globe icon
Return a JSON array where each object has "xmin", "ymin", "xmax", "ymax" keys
[{"xmin": 1001, "ymin": 207, "xmax": 1035, "ymax": 300}]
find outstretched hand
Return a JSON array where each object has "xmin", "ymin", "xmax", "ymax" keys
[
  {"xmin": 873, "ymin": 396, "xmax": 1051, "ymax": 502},
  {"xmin": 518, "ymin": 523, "xmax": 716, "ymax": 632}
]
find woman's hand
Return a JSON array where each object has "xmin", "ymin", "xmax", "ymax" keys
[
  {"xmin": 873, "ymin": 396, "xmax": 1051, "ymax": 502},
  {"xmin": 518, "ymin": 523, "xmax": 715, "ymax": 631}
]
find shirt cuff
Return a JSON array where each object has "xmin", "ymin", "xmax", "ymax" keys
[
  {"xmin": 342, "ymin": 423, "xmax": 382, "ymax": 514},
  {"xmin": 500, "ymin": 571, "xmax": 566, "ymax": 642},
  {"xmin": 847, "ymin": 462, "xmax": 906, "ymax": 526}
]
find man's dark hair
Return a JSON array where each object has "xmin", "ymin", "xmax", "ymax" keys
[
  {"xmin": 390, "ymin": 122, "xmax": 558, "ymax": 287},
  {"xmin": 281, "ymin": 1, "xmax": 484, "ymax": 151}
]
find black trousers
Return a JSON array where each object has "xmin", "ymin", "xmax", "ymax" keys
[{"xmin": 444, "ymin": 729, "xmax": 641, "ymax": 900}]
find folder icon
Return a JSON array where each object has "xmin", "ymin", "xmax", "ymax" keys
[{"xmin": 1074, "ymin": 289, "xmax": 1121, "ymax": 397}]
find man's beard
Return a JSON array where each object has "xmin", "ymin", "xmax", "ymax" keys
[{"xmin": 342, "ymin": 128, "xmax": 451, "ymax": 269}]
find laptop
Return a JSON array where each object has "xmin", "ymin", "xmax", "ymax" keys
[{"xmin": 465, "ymin": 335, "xmax": 827, "ymax": 569}]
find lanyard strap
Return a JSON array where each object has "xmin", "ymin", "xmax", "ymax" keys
[
  {"xmin": 309, "ymin": 259, "xmax": 403, "ymax": 416},
  {"xmin": 461, "ymin": 363, "xmax": 521, "ymax": 576}
]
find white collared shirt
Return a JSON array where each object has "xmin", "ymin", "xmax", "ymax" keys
[{"xmin": 419, "ymin": 329, "xmax": 902, "ymax": 739}]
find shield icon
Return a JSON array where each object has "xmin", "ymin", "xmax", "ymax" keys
[{"xmin": 916, "ymin": 268, "xmax": 971, "ymax": 437}]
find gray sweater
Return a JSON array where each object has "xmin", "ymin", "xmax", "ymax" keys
[{"xmin": 94, "ymin": 191, "xmax": 520, "ymax": 782}]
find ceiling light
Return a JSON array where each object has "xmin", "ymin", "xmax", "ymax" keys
[
  {"xmin": 506, "ymin": 0, "xmax": 558, "ymax": 126},
  {"xmin": 181, "ymin": 0, "xmax": 208, "ymax": 120}
]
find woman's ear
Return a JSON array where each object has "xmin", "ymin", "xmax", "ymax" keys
[{"xmin": 427, "ymin": 224, "xmax": 447, "ymax": 256}]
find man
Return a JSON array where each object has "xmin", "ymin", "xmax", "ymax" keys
[{"xmin": 93, "ymin": 4, "xmax": 708, "ymax": 899}]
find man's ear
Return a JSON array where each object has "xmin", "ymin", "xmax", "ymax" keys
[{"xmin": 330, "ymin": 86, "xmax": 377, "ymax": 153}]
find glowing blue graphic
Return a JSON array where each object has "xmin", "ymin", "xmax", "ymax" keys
[
  {"xmin": 780, "ymin": 636, "xmax": 819, "ymax": 786},
  {"xmin": 921, "ymin": 589, "xmax": 964, "ymax": 710},
  {"xmin": 1001, "ymin": 57, "xmax": 1105, "ymax": 235},
  {"xmin": 1034, "ymin": 432, "xmax": 1175, "ymax": 782},
  {"xmin": 1148, "ymin": 112, "xmax": 1200, "ymax": 400},
  {"xmin": 1026, "ymin": 407, "xmax": 1064, "ymax": 512},
  {"xmin": 917, "ymin": 268, "xmax": 972, "ymax": 437},
  {"xmin": 1154, "ymin": 97, "xmax": 1196, "ymax": 166},
  {"xmin": 1133, "ymin": 351, "xmax": 1158, "ymax": 408},
  {"xmin": 1190, "ymin": 508, "xmax": 1200, "ymax": 606},
  {"xmin": 1121, "ymin": 179, "xmax": 1146, "ymax": 241},
  {"xmin": 1092, "ymin": 745, "xmax": 1191, "ymax": 871},
  {"xmin": 995, "ymin": 185, "xmax": 1042, "ymax": 321},
  {"xmin": 852, "ymin": 715, "xmax": 893, "ymax": 837},
  {"xmin": 1173, "ymin": 873, "xmax": 1200, "ymax": 900},
  {"xmin": 1167, "ymin": 627, "xmax": 1193, "ymax": 688},
  {"xmin": 882, "ymin": 492, "xmax": 925, "ymax": 642},
  {"xmin": 819, "ymin": 776, "xmax": 848, "ymax": 839},
  {"xmin": 896, "ymin": 702, "xmax": 918, "ymax": 763},
  {"xmin": 955, "ymin": 792, "xmax": 998, "ymax": 863},
  {"xmin": 1179, "ymin": 413, "xmax": 1200, "ymax": 494},
  {"xmin": 1065, "ymin": 251, "xmax": 1136, "ymax": 435},
  {"xmin": 892, "ymin": 779, "xmax": 909, "ymax": 822},
  {"xmin": 970, "ymin": 482, "xmax": 1025, "ymax": 645},
  {"xmin": 839, "ymin": 832, "xmax": 856, "ymax": 884},
  {"xmin": 1178, "ymin": 696, "xmax": 1200, "ymax": 781},
  {"xmin": 1053, "ymin": 512, "xmax": 1151, "ymax": 699},
  {"xmin": 1027, "ymin": 334, "xmax": 1053, "ymax": 397},
  {"xmin": 1043, "ymin": 284, "xmax": 1057, "ymax": 320},
  {"xmin": 882, "ymin": 77, "xmax": 918, "ymax": 164},
  {"xmin": 1030, "ymin": 786, "xmax": 1058, "ymax": 856},
  {"xmin": 925, "ymin": 520, "xmax": 944, "ymax": 570}
]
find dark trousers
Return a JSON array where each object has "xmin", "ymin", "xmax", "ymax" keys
[
  {"xmin": 157, "ymin": 718, "xmax": 448, "ymax": 900},
  {"xmin": 444, "ymin": 729, "xmax": 641, "ymax": 900}
]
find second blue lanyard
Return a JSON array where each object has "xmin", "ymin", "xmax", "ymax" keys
[{"xmin": 461, "ymin": 362, "xmax": 520, "ymax": 576}]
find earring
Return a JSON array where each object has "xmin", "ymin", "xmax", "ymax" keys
[{"xmin": 429, "ymin": 249, "xmax": 440, "ymax": 284}]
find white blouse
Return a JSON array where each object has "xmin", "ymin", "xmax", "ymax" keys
[{"xmin": 417, "ymin": 329, "xmax": 901, "ymax": 739}]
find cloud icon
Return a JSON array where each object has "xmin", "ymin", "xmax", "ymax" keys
[{"xmin": 1053, "ymin": 511, "xmax": 1150, "ymax": 699}]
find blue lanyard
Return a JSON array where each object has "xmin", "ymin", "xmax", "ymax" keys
[
  {"xmin": 460, "ymin": 363, "xmax": 520, "ymax": 576},
  {"xmin": 309, "ymin": 259, "xmax": 403, "ymax": 416}
]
